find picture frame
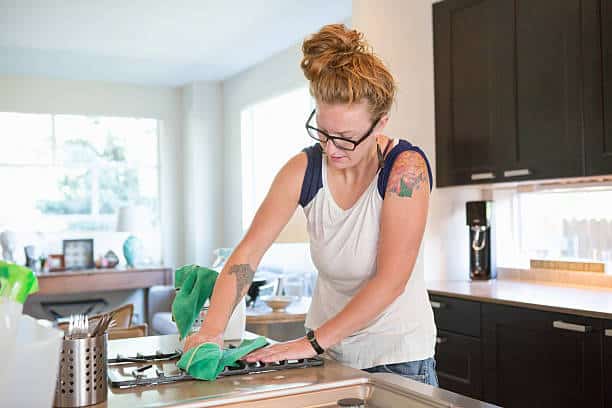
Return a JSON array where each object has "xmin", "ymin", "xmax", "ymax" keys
[
  {"xmin": 47, "ymin": 254, "xmax": 65, "ymax": 272},
  {"xmin": 62, "ymin": 239, "xmax": 94, "ymax": 270}
]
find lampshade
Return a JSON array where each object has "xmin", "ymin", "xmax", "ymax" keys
[{"xmin": 116, "ymin": 206, "xmax": 150, "ymax": 233}]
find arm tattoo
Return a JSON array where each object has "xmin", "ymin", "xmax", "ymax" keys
[
  {"xmin": 385, "ymin": 152, "xmax": 428, "ymax": 198},
  {"xmin": 228, "ymin": 264, "xmax": 255, "ymax": 308}
]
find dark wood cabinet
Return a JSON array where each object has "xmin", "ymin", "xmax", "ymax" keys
[
  {"xmin": 435, "ymin": 330, "xmax": 483, "ymax": 400},
  {"xmin": 605, "ymin": 321, "xmax": 612, "ymax": 408},
  {"xmin": 429, "ymin": 294, "xmax": 481, "ymax": 337},
  {"xmin": 434, "ymin": 0, "xmax": 610, "ymax": 187},
  {"xmin": 584, "ymin": 0, "xmax": 612, "ymax": 176},
  {"xmin": 429, "ymin": 295, "xmax": 482, "ymax": 399},
  {"xmin": 503, "ymin": 0, "xmax": 585, "ymax": 181},
  {"xmin": 482, "ymin": 303, "xmax": 603, "ymax": 408},
  {"xmin": 433, "ymin": 0, "xmax": 515, "ymax": 186}
]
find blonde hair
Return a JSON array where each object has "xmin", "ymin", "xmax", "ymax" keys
[{"xmin": 301, "ymin": 24, "xmax": 396, "ymax": 119}]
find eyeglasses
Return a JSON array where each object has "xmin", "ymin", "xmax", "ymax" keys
[{"xmin": 305, "ymin": 109, "xmax": 381, "ymax": 151}]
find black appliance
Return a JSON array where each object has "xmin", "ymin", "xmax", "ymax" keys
[{"xmin": 466, "ymin": 201, "xmax": 496, "ymax": 280}]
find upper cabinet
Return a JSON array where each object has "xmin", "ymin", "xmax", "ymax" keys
[
  {"xmin": 584, "ymin": 0, "xmax": 612, "ymax": 176},
  {"xmin": 434, "ymin": 0, "xmax": 609, "ymax": 187}
]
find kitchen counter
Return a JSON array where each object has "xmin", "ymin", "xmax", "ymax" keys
[
  {"xmin": 99, "ymin": 334, "xmax": 498, "ymax": 407},
  {"xmin": 427, "ymin": 279, "xmax": 612, "ymax": 320}
]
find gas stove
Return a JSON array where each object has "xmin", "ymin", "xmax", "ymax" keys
[
  {"xmin": 108, "ymin": 357, "xmax": 324, "ymax": 388},
  {"xmin": 106, "ymin": 334, "xmax": 324, "ymax": 388}
]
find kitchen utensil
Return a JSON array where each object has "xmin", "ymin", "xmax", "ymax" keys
[{"xmin": 54, "ymin": 332, "xmax": 107, "ymax": 407}]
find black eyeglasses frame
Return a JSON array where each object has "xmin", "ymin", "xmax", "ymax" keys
[{"xmin": 305, "ymin": 109, "xmax": 381, "ymax": 151}]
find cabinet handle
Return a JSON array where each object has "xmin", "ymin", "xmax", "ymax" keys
[
  {"xmin": 471, "ymin": 172, "xmax": 495, "ymax": 181},
  {"xmin": 605, "ymin": 329, "xmax": 612, "ymax": 337},
  {"xmin": 503, "ymin": 168, "xmax": 532, "ymax": 177},
  {"xmin": 436, "ymin": 337, "xmax": 448, "ymax": 344},
  {"xmin": 553, "ymin": 320, "xmax": 592, "ymax": 333},
  {"xmin": 430, "ymin": 301, "xmax": 445, "ymax": 309}
]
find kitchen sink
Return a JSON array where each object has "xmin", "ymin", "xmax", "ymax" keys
[{"xmin": 168, "ymin": 373, "xmax": 496, "ymax": 408}]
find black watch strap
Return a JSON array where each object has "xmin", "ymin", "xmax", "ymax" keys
[{"xmin": 306, "ymin": 330, "xmax": 325, "ymax": 355}]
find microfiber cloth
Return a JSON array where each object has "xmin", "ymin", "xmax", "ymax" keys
[
  {"xmin": 177, "ymin": 337, "xmax": 268, "ymax": 380},
  {"xmin": 171, "ymin": 265, "xmax": 219, "ymax": 339}
]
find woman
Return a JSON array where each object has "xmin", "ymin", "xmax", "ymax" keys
[{"xmin": 185, "ymin": 23, "xmax": 438, "ymax": 386}]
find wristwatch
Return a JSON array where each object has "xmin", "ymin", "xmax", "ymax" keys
[{"xmin": 306, "ymin": 329, "xmax": 325, "ymax": 355}]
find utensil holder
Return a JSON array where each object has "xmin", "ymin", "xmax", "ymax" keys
[{"xmin": 54, "ymin": 333, "xmax": 107, "ymax": 407}]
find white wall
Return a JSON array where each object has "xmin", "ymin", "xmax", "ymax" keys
[
  {"xmin": 352, "ymin": 0, "xmax": 482, "ymax": 280},
  {"xmin": 181, "ymin": 81, "xmax": 225, "ymax": 265},
  {"xmin": 0, "ymin": 75, "xmax": 185, "ymax": 267},
  {"xmin": 222, "ymin": 44, "xmax": 308, "ymax": 246}
]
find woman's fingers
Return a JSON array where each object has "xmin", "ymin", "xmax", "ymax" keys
[{"xmin": 244, "ymin": 344, "xmax": 285, "ymax": 362}]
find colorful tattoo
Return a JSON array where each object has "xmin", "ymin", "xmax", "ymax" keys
[
  {"xmin": 386, "ymin": 152, "xmax": 428, "ymax": 198},
  {"xmin": 228, "ymin": 264, "xmax": 255, "ymax": 307}
]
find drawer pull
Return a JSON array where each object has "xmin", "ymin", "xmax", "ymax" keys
[
  {"xmin": 504, "ymin": 168, "xmax": 532, "ymax": 177},
  {"xmin": 436, "ymin": 337, "xmax": 448, "ymax": 344},
  {"xmin": 471, "ymin": 172, "xmax": 495, "ymax": 181},
  {"xmin": 605, "ymin": 329, "xmax": 612, "ymax": 337},
  {"xmin": 430, "ymin": 301, "xmax": 445, "ymax": 309},
  {"xmin": 553, "ymin": 320, "xmax": 591, "ymax": 333}
]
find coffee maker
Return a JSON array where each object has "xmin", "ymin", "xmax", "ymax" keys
[{"xmin": 466, "ymin": 201, "xmax": 496, "ymax": 280}]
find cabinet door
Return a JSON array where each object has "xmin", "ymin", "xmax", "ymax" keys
[
  {"xmin": 605, "ymin": 321, "xmax": 612, "ymax": 408},
  {"xmin": 584, "ymin": 0, "xmax": 612, "ymax": 175},
  {"xmin": 433, "ymin": 0, "xmax": 515, "ymax": 186},
  {"xmin": 435, "ymin": 330, "xmax": 482, "ymax": 400},
  {"xmin": 500, "ymin": 0, "xmax": 585, "ymax": 182},
  {"xmin": 482, "ymin": 303, "xmax": 603, "ymax": 408}
]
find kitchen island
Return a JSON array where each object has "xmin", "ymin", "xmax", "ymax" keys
[{"xmin": 100, "ymin": 333, "xmax": 498, "ymax": 407}]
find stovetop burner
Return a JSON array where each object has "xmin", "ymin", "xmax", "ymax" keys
[
  {"xmin": 108, "ymin": 357, "xmax": 324, "ymax": 388},
  {"xmin": 108, "ymin": 350, "xmax": 182, "ymax": 364}
]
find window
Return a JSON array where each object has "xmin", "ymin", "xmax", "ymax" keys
[
  {"xmin": 0, "ymin": 112, "xmax": 161, "ymax": 264},
  {"xmin": 240, "ymin": 86, "xmax": 313, "ymax": 231},
  {"xmin": 492, "ymin": 186, "xmax": 612, "ymax": 269}
]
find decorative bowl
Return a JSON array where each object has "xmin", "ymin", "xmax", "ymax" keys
[{"xmin": 260, "ymin": 295, "xmax": 297, "ymax": 312}]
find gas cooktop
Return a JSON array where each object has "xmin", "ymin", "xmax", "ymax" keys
[{"xmin": 108, "ymin": 357, "xmax": 324, "ymax": 388}]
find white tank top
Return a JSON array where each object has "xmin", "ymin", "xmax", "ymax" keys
[{"xmin": 299, "ymin": 140, "xmax": 437, "ymax": 369}]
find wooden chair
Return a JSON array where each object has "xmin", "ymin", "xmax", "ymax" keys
[
  {"xmin": 107, "ymin": 323, "xmax": 148, "ymax": 340},
  {"xmin": 57, "ymin": 303, "xmax": 134, "ymax": 333}
]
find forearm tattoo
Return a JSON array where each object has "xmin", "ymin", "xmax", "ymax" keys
[
  {"xmin": 228, "ymin": 264, "xmax": 255, "ymax": 308},
  {"xmin": 386, "ymin": 152, "xmax": 428, "ymax": 198}
]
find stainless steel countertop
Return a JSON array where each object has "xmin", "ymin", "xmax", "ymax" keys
[
  {"xmin": 427, "ymin": 279, "xmax": 612, "ymax": 320},
  {"xmin": 100, "ymin": 334, "xmax": 499, "ymax": 408}
]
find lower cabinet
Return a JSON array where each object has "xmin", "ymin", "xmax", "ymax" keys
[
  {"xmin": 482, "ymin": 303, "xmax": 603, "ymax": 408},
  {"xmin": 605, "ymin": 321, "xmax": 612, "ymax": 407},
  {"xmin": 435, "ymin": 330, "xmax": 482, "ymax": 400}
]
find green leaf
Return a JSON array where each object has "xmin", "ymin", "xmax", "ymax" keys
[{"xmin": 399, "ymin": 179, "xmax": 413, "ymax": 197}]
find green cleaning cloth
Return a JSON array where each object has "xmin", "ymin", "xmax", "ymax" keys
[
  {"xmin": 0, "ymin": 261, "xmax": 38, "ymax": 304},
  {"xmin": 172, "ymin": 265, "xmax": 219, "ymax": 339},
  {"xmin": 177, "ymin": 337, "xmax": 268, "ymax": 380}
]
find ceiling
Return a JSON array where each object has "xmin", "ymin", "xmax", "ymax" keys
[{"xmin": 0, "ymin": 0, "xmax": 351, "ymax": 86}]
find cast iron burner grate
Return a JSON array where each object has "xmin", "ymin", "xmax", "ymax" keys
[
  {"xmin": 108, "ymin": 357, "xmax": 325, "ymax": 388},
  {"xmin": 108, "ymin": 350, "xmax": 182, "ymax": 364}
]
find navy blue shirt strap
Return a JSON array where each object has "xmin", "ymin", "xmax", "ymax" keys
[
  {"xmin": 377, "ymin": 140, "xmax": 434, "ymax": 199},
  {"xmin": 299, "ymin": 144, "xmax": 324, "ymax": 207}
]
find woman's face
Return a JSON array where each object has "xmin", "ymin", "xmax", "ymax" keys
[{"xmin": 314, "ymin": 100, "xmax": 387, "ymax": 170}]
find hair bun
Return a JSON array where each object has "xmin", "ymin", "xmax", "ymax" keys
[{"xmin": 301, "ymin": 24, "xmax": 368, "ymax": 81}]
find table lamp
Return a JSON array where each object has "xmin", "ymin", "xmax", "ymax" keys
[{"xmin": 116, "ymin": 206, "xmax": 148, "ymax": 268}]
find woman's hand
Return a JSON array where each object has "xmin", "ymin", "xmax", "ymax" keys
[
  {"xmin": 183, "ymin": 331, "xmax": 224, "ymax": 353},
  {"xmin": 244, "ymin": 337, "xmax": 317, "ymax": 363}
]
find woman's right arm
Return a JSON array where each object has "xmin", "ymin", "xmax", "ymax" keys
[{"xmin": 184, "ymin": 152, "xmax": 307, "ymax": 350}]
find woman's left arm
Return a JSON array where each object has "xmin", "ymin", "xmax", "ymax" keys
[{"xmin": 245, "ymin": 150, "xmax": 430, "ymax": 363}]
